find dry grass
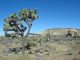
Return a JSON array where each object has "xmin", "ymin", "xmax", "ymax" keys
[
  {"xmin": 0, "ymin": 54, "xmax": 36, "ymax": 60},
  {"xmin": 0, "ymin": 36, "xmax": 80, "ymax": 60}
]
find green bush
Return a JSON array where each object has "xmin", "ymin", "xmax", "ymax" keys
[{"xmin": 27, "ymin": 39, "xmax": 38, "ymax": 47}]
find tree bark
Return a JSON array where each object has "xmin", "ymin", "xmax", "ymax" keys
[
  {"xmin": 22, "ymin": 33, "xmax": 25, "ymax": 54},
  {"xmin": 22, "ymin": 25, "xmax": 32, "ymax": 54}
]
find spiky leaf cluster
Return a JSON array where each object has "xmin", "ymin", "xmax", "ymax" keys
[{"xmin": 3, "ymin": 8, "xmax": 39, "ymax": 37}]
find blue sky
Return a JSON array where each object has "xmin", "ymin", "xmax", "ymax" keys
[{"xmin": 0, "ymin": 0, "xmax": 80, "ymax": 35}]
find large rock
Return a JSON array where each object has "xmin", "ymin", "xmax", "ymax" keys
[{"xmin": 40, "ymin": 28, "xmax": 80, "ymax": 36}]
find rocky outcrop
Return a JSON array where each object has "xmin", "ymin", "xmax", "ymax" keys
[{"xmin": 40, "ymin": 28, "xmax": 80, "ymax": 36}]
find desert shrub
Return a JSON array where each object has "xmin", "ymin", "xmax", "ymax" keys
[
  {"xmin": 27, "ymin": 39, "xmax": 38, "ymax": 47},
  {"xmin": 42, "ymin": 35, "xmax": 49, "ymax": 42},
  {"xmin": 11, "ymin": 38, "xmax": 21, "ymax": 44}
]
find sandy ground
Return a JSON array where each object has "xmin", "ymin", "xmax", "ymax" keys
[{"xmin": 0, "ymin": 39, "xmax": 80, "ymax": 60}]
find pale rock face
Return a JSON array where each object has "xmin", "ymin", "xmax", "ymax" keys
[
  {"xmin": 52, "ymin": 32, "xmax": 61, "ymax": 35},
  {"xmin": 40, "ymin": 28, "xmax": 79, "ymax": 36}
]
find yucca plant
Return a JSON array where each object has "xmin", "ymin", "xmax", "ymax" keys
[{"xmin": 3, "ymin": 8, "xmax": 39, "ymax": 54}]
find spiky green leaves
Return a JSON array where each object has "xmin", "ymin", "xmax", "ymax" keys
[{"xmin": 3, "ymin": 8, "xmax": 39, "ymax": 37}]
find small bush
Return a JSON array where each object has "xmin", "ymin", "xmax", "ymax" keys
[{"xmin": 27, "ymin": 40, "xmax": 38, "ymax": 47}]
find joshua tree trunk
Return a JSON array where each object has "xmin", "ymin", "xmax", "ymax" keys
[
  {"xmin": 22, "ymin": 25, "xmax": 32, "ymax": 54},
  {"xmin": 22, "ymin": 33, "xmax": 25, "ymax": 54}
]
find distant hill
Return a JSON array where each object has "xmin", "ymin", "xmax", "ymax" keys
[{"xmin": 40, "ymin": 28, "xmax": 80, "ymax": 36}]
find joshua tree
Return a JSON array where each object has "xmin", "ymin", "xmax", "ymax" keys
[{"xmin": 3, "ymin": 8, "xmax": 39, "ymax": 54}]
